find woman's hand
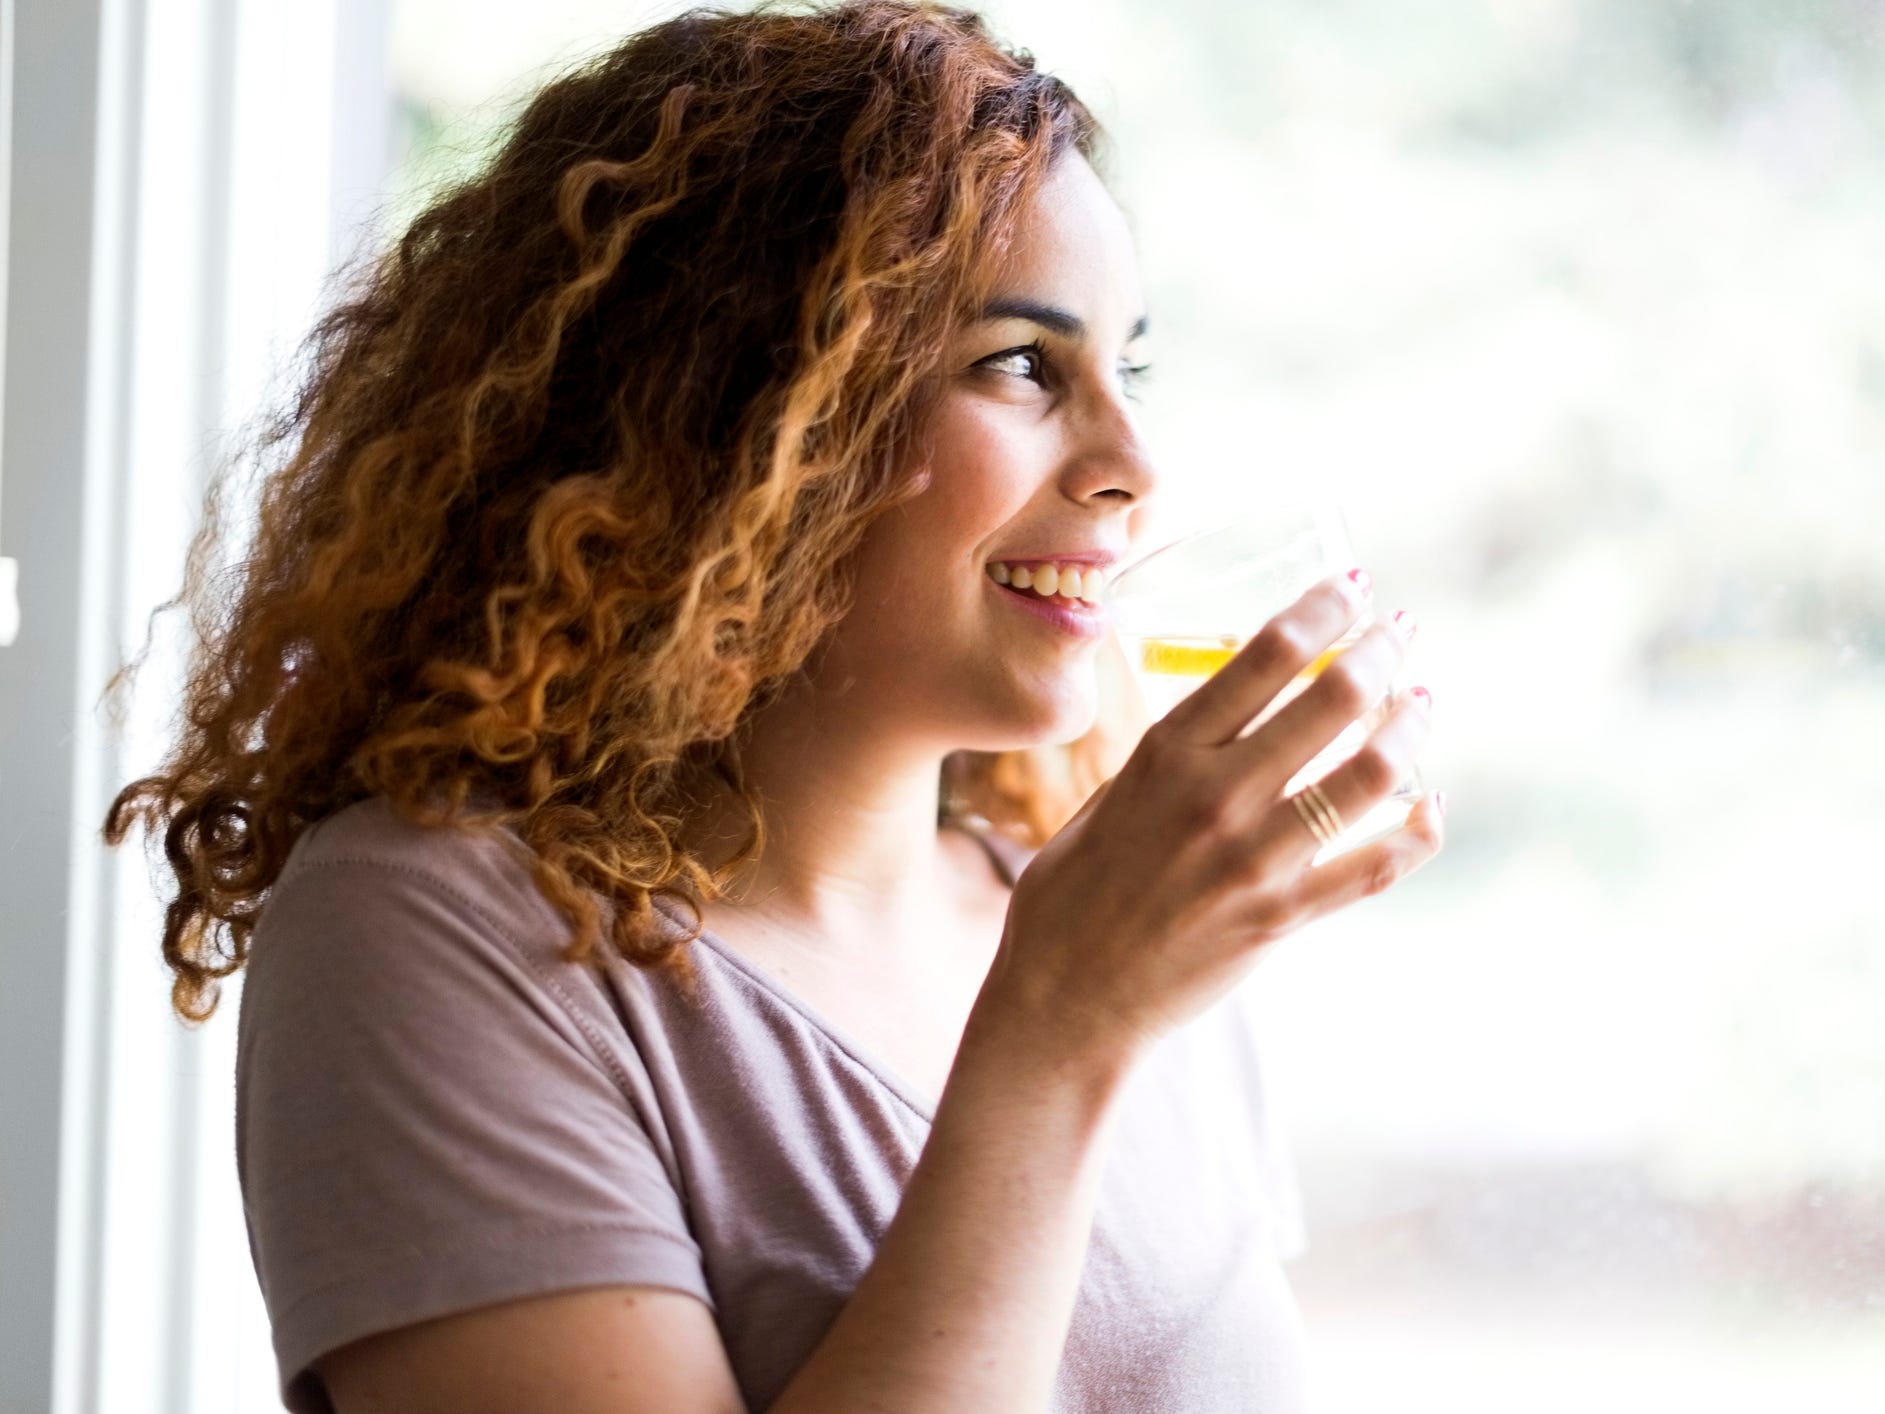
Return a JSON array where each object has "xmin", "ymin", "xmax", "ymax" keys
[{"xmin": 970, "ymin": 569, "xmax": 1443, "ymax": 1076}]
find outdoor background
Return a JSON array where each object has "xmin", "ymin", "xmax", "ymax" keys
[
  {"xmin": 381, "ymin": 0, "xmax": 1885, "ymax": 1405},
  {"xmin": 4, "ymin": 0, "xmax": 1881, "ymax": 1410}
]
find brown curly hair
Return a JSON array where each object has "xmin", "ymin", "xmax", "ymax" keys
[{"xmin": 102, "ymin": 0, "xmax": 1142, "ymax": 1025}]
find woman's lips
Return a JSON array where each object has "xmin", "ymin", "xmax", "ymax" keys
[{"xmin": 990, "ymin": 578, "xmax": 1110, "ymax": 640}]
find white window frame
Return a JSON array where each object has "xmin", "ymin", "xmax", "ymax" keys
[{"xmin": 0, "ymin": 1, "xmax": 393, "ymax": 1409}]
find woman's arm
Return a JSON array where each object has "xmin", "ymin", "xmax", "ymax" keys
[
  {"xmin": 313, "ymin": 1004, "xmax": 1131, "ymax": 1414},
  {"xmin": 777, "ymin": 570, "xmax": 1441, "ymax": 1411},
  {"xmin": 317, "ymin": 1286, "xmax": 749, "ymax": 1414},
  {"xmin": 767, "ymin": 1000, "xmax": 1134, "ymax": 1414},
  {"xmin": 311, "ymin": 1010, "xmax": 1123, "ymax": 1414},
  {"xmin": 319, "ymin": 572, "xmax": 1439, "ymax": 1414}
]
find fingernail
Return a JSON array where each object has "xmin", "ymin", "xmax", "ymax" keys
[
  {"xmin": 1408, "ymin": 684, "xmax": 1431, "ymax": 711},
  {"xmin": 1345, "ymin": 567, "xmax": 1372, "ymax": 596},
  {"xmin": 1435, "ymin": 790, "xmax": 1447, "ymax": 818},
  {"xmin": 1391, "ymin": 608, "xmax": 1418, "ymax": 640}
]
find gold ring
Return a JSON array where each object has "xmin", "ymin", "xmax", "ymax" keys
[{"xmin": 1289, "ymin": 780, "xmax": 1344, "ymax": 845}]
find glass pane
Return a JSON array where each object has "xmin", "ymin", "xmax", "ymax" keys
[{"xmin": 382, "ymin": 0, "xmax": 1885, "ymax": 1405}]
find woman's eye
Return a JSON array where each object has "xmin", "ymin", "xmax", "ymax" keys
[
  {"xmin": 979, "ymin": 344, "xmax": 1048, "ymax": 383},
  {"xmin": 974, "ymin": 343, "xmax": 1151, "ymax": 400}
]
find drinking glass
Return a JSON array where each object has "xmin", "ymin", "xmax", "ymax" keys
[{"xmin": 1105, "ymin": 501, "xmax": 1426, "ymax": 863}]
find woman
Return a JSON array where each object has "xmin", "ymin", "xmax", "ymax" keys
[{"xmin": 103, "ymin": 2, "xmax": 1442, "ymax": 1410}]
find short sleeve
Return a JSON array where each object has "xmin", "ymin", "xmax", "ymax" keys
[{"xmin": 235, "ymin": 856, "xmax": 712, "ymax": 1413}]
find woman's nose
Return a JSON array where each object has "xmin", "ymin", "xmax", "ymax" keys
[{"xmin": 1073, "ymin": 389, "xmax": 1159, "ymax": 505}]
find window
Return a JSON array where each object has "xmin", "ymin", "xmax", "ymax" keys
[
  {"xmin": 8, "ymin": 2, "xmax": 1878, "ymax": 1410},
  {"xmin": 393, "ymin": 1, "xmax": 1885, "ymax": 1403}
]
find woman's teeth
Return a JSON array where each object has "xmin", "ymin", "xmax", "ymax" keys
[{"xmin": 986, "ymin": 561, "xmax": 1107, "ymax": 604}]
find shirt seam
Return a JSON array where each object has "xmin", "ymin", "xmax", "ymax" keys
[
  {"xmin": 683, "ymin": 924, "xmax": 940, "ymax": 1126},
  {"xmin": 278, "ymin": 853, "xmax": 647, "ymax": 1110},
  {"xmin": 284, "ymin": 833, "xmax": 975, "ymax": 1131},
  {"xmin": 269, "ymin": 1219, "xmax": 709, "ymax": 1326}
]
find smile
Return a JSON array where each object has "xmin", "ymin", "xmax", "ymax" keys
[
  {"xmin": 985, "ymin": 560, "xmax": 1109, "ymax": 602},
  {"xmin": 988, "ymin": 576, "xmax": 1111, "ymax": 640}
]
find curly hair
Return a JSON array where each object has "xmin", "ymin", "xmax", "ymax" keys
[{"xmin": 102, "ymin": 0, "xmax": 1142, "ymax": 1025}]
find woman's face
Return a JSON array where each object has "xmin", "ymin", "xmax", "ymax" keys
[{"xmin": 825, "ymin": 152, "xmax": 1160, "ymax": 754}]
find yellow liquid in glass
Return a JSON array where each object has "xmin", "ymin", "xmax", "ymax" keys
[
  {"xmin": 1119, "ymin": 629, "xmax": 1367, "ymax": 729},
  {"xmin": 1135, "ymin": 636, "xmax": 1344, "ymax": 682},
  {"xmin": 1118, "ymin": 627, "xmax": 1416, "ymax": 857}
]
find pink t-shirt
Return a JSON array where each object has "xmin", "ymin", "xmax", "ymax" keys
[{"xmin": 236, "ymin": 795, "xmax": 1309, "ymax": 1412}]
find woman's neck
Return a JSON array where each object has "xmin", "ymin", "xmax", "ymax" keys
[{"xmin": 683, "ymin": 678, "xmax": 961, "ymax": 943}]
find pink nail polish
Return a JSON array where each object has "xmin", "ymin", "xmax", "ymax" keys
[
  {"xmin": 1409, "ymin": 685, "xmax": 1431, "ymax": 710},
  {"xmin": 1392, "ymin": 609, "xmax": 1418, "ymax": 640},
  {"xmin": 1345, "ymin": 567, "xmax": 1372, "ymax": 595},
  {"xmin": 1436, "ymin": 790, "xmax": 1446, "ymax": 817}
]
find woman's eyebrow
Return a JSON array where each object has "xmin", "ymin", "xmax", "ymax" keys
[{"xmin": 977, "ymin": 296, "xmax": 1150, "ymax": 343}]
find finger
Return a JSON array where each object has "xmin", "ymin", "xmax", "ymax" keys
[
  {"xmin": 1154, "ymin": 570, "xmax": 1371, "ymax": 748},
  {"xmin": 1284, "ymin": 786, "xmax": 1444, "ymax": 918},
  {"xmin": 1224, "ymin": 613, "xmax": 1411, "ymax": 797},
  {"xmin": 1250, "ymin": 686, "xmax": 1432, "ymax": 873}
]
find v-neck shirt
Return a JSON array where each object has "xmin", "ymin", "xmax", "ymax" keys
[{"xmin": 235, "ymin": 795, "xmax": 1310, "ymax": 1413}]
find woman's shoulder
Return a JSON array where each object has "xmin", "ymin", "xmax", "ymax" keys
[
  {"xmin": 238, "ymin": 799, "xmax": 715, "ymax": 1411},
  {"xmin": 270, "ymin": 795, "xmax": 579, "ymax": 961},
  {"xmin": 253, "ymin": 795, "xmax": 718, "ymax": 1048},
  {"xmin": 247, "ymin": 796, "xmax": 674, "ymax": 1075},
  {"xmin": 282, "ymin": 793, "xmax": 526, "ymax": 892}
]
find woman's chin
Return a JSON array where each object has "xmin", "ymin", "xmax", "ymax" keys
[{"xmin": 979, "ymin": 678, "xmax": 1102, "ymax": 749}]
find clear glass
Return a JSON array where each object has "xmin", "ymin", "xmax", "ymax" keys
[{"xmin": 1106, "ymin": 501, "xmax": 1425, "ymax": 863}]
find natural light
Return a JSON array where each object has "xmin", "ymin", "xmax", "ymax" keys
[{"xmin": 4, "ymin": 1, "xmax": 1880, "ymax": 1411}]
